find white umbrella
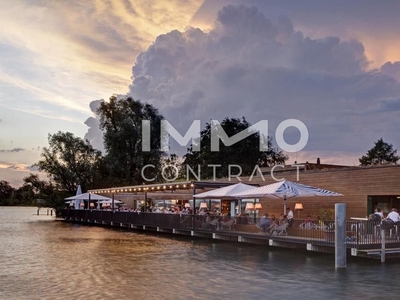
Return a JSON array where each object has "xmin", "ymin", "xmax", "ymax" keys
[
  {"xmin": 193, "ymin": 182, "xmax": 256, "ymax": 199},
  {"xmin": 66, "ymin": 192, "xmax": 113, "ymax": 210},
  {"xmin": 74, "ymin": 185, "xmax": 82, "ymax": 209},
  {"xmin": 194, "ymin": 182, "xmax": 257, "ymax": 215},
  {"xmin": 65, "ymin": 193, "xmax": 112, "ymax": 201},
  {"xmin": 232, "ymin": 180, "xmax": 343, "ymax": 214}
]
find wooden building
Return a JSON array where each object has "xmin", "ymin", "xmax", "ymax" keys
[
  {"xmin": 240, "ymin": 164, "xmax": 400, "ymax": 219},
  {"xmin": 89, "ymin": 164, "xmax": 400, "ymax": 219}
]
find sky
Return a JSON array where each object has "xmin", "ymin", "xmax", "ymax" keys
[{"xmin": 1, "ymin": 0, "xmax": 400, "ymax": 187}]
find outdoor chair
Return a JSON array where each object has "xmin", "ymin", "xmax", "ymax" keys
[
  {"xmin": 220, "ymin": 219, "xmax": 235, "ymax": 230},
  {"xmin": 270, "ymin": 223, "xmax": 288, "ymax": 236},
  {"xmin": 209, "ymin": 218, "xmax": 220, "ymax": 230}
]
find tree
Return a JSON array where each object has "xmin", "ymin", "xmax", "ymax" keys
[
  {"xmin": 35, "ymin": 131, "xmax": 104, "ymax": 193},
  {"xmin": 183, "ymin": 117, "xmax": 288, "ymax": 179},
  {"xmin": 12, "ymin": 174, "xmax": 66, "ymax": 215},
  {"xmin": 97, "ymin": 96, "xmax": 165, "ymax": 185},
  {"xmin": 0, "ymin": 180, "xmax": 15, "ymax": 205},
  {"xmin": 359, "ymin": 138, "xmax": 399, "ymax": 166}
]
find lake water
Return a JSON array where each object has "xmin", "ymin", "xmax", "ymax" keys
[{"xmin": 1, "ymin": 207, "xmax": 399, "ymax": 299}]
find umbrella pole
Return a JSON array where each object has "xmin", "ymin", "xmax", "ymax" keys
[
  {"xmin": 283, "ymin": 195, "xmax": 287, "ymax": 215},
  {"xmin": 253, "ymin": 199, "xmax": 256, "ymax": 223}
]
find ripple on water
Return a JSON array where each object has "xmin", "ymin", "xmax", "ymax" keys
[{"xmin": 0, "ymin": 207, "xmax": 398, "ymax": 300}]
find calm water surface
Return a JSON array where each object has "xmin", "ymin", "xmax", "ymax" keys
[{"xmin": 0, "ymin": 207, "xmax": 398, "ymax": 300}]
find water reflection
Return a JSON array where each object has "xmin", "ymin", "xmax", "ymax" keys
[{"xmin": 0, "ymin": 207, "xmax": 398, "ymax": 300}]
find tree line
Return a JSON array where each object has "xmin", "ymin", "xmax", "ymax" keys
[{"xmin": 0, "ymin": 96, "xmax": 398, "ymax": 211}]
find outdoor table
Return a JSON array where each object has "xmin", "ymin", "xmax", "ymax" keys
[{"xmin": 350, "ymin": 217, "xmax": 367, "ymax": 239}]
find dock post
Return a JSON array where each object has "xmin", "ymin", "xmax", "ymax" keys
[
  {"xmin": 381, "ymin": 228, "xmax": 385, "ymax": 263},
  {"xmin": 335, "ymin": 203, "xmax": 346, "ymax": 268},
  {"xmin": 37, "ymin": 208, "xmax": 40, "ymax": 215}
]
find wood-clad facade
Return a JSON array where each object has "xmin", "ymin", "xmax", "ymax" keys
[
  {"xmin": 238, "ymin": 165, "xmax": 400, "ymax": 219},
  {"xmin": 90, "ymin": 165, "xmax": 400, "ymax": 219}
]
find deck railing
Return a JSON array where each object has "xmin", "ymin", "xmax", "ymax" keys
[{"xmin": 61, "ymin": 209, "xmax": 400, "ymax": 249}]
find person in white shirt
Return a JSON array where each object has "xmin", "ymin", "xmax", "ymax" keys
[
  {"xmin": 287, "ymin": 207, "xmax": 294, "ymax": 227},
  {"xmin": 387, "ymin": 208, "xmax": 400, "ymax": 222},
  {"xmin": 386, "ymin": 208, "xmax": 400, "ymax": 239}
]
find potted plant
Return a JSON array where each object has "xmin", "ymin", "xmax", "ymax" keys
[{"xmin": 318, "ymin": 208, "xmax": 335, "ymax": 241}]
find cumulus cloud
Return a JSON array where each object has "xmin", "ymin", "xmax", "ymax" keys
[
  {"xmin": 381, "ymin": 62, "xmax": 400, "ymax": 81},
  {"xmin": 83, "ymin": 95, "xmax": 128, "ymax": 153},
  {"xmin": 127, "ymin": 4, "xmax": 400, "ymax": 162},
  {"xmin": 84, "ymin": 99, "xmax": 105, "ymax": 152}
]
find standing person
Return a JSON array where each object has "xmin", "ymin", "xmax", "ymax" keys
[{"xmin": 287, "ymin": 207, "xmax": 294, "ymax": 227}]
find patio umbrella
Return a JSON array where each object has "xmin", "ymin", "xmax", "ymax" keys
[
  {"xmin": 66, "ymin": 192, "xmax": 113, "ymax": 209},
  {"xmin": 231, "ymin": 180, "xmax": 343, "ymax": 214},
  {"xmin": 74, "ymin": 185, "xmax": 82, "ymax": 209},
  {"xmin": 65, "ymin": 193, "xmax": 112, "ymax": 201},
  {"xmin": 194, "ymin": 182, "xmax": 257, "ymax": 215},
  {"xmin": 193, "ymin": 182, "xmax": 257, "ymax": 199}
]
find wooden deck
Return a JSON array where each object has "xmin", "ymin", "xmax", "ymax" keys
[{"xmin": 60, "ymin": 209, "xmax": 400, "ymax": 261}]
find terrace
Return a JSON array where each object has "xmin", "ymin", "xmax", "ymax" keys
[{"xmin": 60, "ymin": 209, "xmax": 400, "ymax": 261}]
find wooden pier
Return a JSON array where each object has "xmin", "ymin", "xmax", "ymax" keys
[{"xmin": 61, "ymin": 209, "xmax": 400, "ymax": 261}]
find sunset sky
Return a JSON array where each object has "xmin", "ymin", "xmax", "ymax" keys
[{"xmin": 1, "ymin": 0, "xmax": 400, "ymax": 187}]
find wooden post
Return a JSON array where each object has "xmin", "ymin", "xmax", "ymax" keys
[{"xmin": 381, "ymin": 228, "xmax": 386, "ymax": 263}]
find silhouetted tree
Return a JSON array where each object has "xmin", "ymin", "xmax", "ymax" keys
[
  {"xmin": 97, "ymin": 96, "xmax": 165, "ymax": 185},
  {"xmin": 359, "ymin": 138, "xmax": 399, "ymax": 166},
  {"xmin": 35, "ymin": 131, "xmax": 104, "ymax": 193},
  {"xmin": 0, "ymin": 180, "xmax": 15, "ymax": 205},
  {"xmin": 183, "ymin": 117, "xmax": 287, "ymax": 179}
]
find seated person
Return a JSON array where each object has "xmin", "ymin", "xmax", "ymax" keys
[
  {"xmin": 279, "ymin": 214, "xmax": 288, "ymax": 225},
  {"xmin": 222, "ymin": 214, "xmax": 230, "ymax": 222},
  {"xmin": 374, "ymin": 207, "xmax": 384, "ymax": 219},
  {"xmin": 387, "ymin": 208, "xmax": 400, "ymax": 223},
  {"xmin": 267, "ymin": 220, "xmax": 279, "ymax": 235},
  {"xmin": 235, "ymin": 214, "xmax": 242, "ymax": 224},
  {"xmin": 201, "ymin": 216, "xmax": 212, "ymax": 229},
  {"xmin": 259, "ymin": 213, "xmax": 272, "ymax": 233},
  {"xmin": 241, "ymin": 213, "xmax": 249, "ymax": 225},
  {"xmin": 300, "ymin": 215, "xmax": 315, "ymax": 229}
]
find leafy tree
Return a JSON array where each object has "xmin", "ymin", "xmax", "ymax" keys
[
  {"xmin": 0, "ymin": 180, "xmax": 15, "ymax": 205},
  {"xmin": 97, "ymin": 96, "xmax": 165, "ymax": 185},
  {"xmin": 159, "ymin": 154, "xmax": 182, "ymax": 182},
  {"xmin": 12, "ymin": 184, "xmax": 35, "ymax": 206},
  {"xmin": 35, "ymin": 131, "xmax": 104, "ymax": 193},
  {"xmin": 14, "ymin": 174, "xmax": 66, "ymax": 215},
  {"xmin": 359, "ymin": 138, "xmax": 399, "ymax": 166},
  {"xmin": 183, "ymin": 117, "xmax": 288, "ymax": 179}
]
